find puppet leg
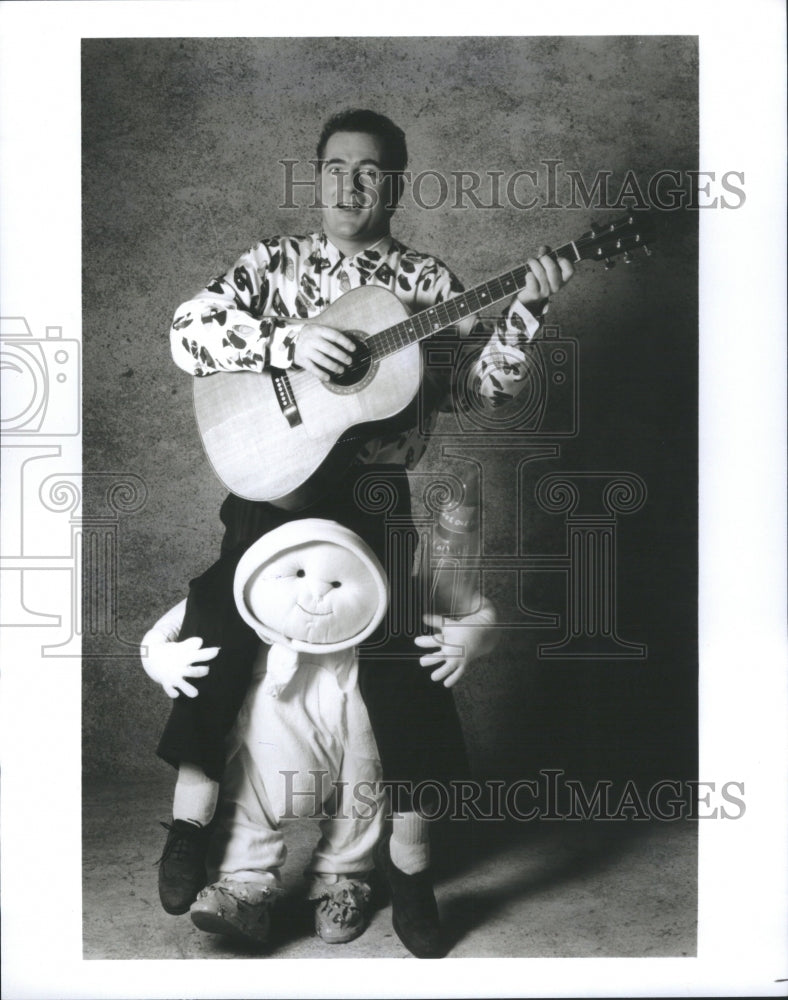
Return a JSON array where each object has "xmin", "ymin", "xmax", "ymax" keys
[
  {"xmin": 153, "ymin": 500, "xmax": 289, "ymax": 908},
  {"xmin": 307, "ymin": 746, "xmax": 386, "ymax": 943},
  {"xmin": 308, "ymin": 752, "xmax": 385, "ymax": 877},
  {"xmin": 190, "ymin": 744, "xmax": 284, "ymax": 946}
]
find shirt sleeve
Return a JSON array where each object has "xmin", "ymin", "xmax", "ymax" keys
[
  {"xmin": 145, "ymin": 599, "xmax": 187, "ymax": 644},
  {"xmin": 169, "ymin": 242, "xmax": 300, "ymax": 376},
  {"xmin": 415, "ymin": 258, "xmax": 544, "ymax": 411}
]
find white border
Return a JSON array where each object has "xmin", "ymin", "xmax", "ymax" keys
[{"xmin": 1, "ymin": 2, "xmax": 786, "ymax": 997}]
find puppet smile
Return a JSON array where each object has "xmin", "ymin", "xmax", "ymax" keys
[{"xmin": 296, "ymin": 603, "xmax": 332, "ymax": 616}]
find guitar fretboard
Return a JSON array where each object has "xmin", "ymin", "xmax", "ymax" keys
[{"xmin": 368, "ymin": 242, "xmax": 578, "ymax": 361}]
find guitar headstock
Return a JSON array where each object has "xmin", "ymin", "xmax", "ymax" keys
[{"xmin": 574, "ymin": 213, "xmax": 655, "ymax": 268}]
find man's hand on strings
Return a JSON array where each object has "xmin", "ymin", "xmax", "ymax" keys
[
  {"xmin": 293, "ymin": 324, "xmax": 357, "ymax": 381},
  {"xmin": 516, "ymin": 245, "xmax": 575, "ymax": 315}
]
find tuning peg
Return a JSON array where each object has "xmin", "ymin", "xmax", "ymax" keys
[
  {"xmin": 603, "ymin": 257, "xmax": 615, "ymax": 270},
  {"xmin": 623, "ymin": 251, "xmax": 632, "ymax": 264},
  {"xmin": 642, "ymin": 244, "xmax": 652, "ymax": 257}
]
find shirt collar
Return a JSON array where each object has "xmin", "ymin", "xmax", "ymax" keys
[{"xmin": 317, "ymin": 232, "xmax": 394, "ymax": 271}]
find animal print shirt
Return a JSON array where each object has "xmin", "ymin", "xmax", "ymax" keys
[{"xmin": 170, "ymin": 232, "xmax": 542, "ymax": 469}]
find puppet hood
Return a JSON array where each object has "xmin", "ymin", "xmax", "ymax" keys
[{"xmin": 233, "ymin": 518, "xmax": 389, "ymax": 654}]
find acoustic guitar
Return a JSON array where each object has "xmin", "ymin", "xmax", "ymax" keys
[{"xmin": 193, "ymin": 214, "xmax": 653, "ymax": 507}]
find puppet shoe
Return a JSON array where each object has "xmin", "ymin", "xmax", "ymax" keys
[
  {"xmin": 156, "ymin": 819, "xmax": 210, "ymax": 915},
  {"xmin": 376, "ymin": 838, "xmax": 447, "ymax": 958},
  {"xmin": 190, "ymin": 879, "xmax": 278, "ymax": 946},
  {"xmin": 309, "ymin": 877, "xmax": 373, "ymax": 944}
]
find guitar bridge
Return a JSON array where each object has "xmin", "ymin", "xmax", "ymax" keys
[{"xmin": 271, "ymin": 368, "xmax": 303, "ymax": 428}]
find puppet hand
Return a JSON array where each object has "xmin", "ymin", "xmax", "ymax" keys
[
  {"xmin": 415, "ymin": 597, "xmax": 497, "ymax": 688},
  {"xmin": 140, "ymin": 631, "xmax": 219, "ymax": 699}
]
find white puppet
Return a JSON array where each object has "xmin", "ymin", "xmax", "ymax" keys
[
  {"xmin": 145, "ymin": 520, "xmax": 389, "ymax": 946},
  {"xmin": 142, "ymin": 518, "xmax": 498, "ymax": 950}
]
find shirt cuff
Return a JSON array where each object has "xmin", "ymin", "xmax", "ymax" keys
[
  {"xmin": 268, "ymin": 321, "xmax": 304, "ymax": 369},
  {"xmin": 150, "ymin": 599, "xmax": 187, "ymax": 643},
  {"xmin": 504, "ymin": 298, "xmax": 544, "ymax": 342}
]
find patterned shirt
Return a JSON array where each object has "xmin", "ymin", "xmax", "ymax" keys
[{"xmin": 170, "ymin": 232, "xmax": 542, "ymax": 468}]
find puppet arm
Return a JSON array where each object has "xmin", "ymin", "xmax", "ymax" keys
[
  {"xmin": 140, "ymin": 599, "xmax": 220, "ymax": 699},
  {"xmin": 415, "ymin": 593, "xmax": 498, "ymax": 689}
]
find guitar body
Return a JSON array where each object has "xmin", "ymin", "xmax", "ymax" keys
[
  {"xmin": 193, "ymin": 285, "xmax": 421, "ymax": 507},
  {"xmin": 191, "ymin": 215, "xmax": 653, "ymax": 507}
]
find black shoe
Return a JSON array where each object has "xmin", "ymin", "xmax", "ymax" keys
[
  {"xmin": 156, "ymin": 819, "xmax": 210, "ymax": 915},
  {"xmin": 376, "ymin": 837, "xmax": 448, "ymax": 958}
]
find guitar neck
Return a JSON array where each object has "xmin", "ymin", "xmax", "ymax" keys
[{"xmin": 368, "ymin": 240, "xmax": 579, "ymax": 360}]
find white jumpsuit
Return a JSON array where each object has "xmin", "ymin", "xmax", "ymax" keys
[
  {"xmin": 207, "ymin": 518, "xmax": 391, "ymax": 890},
  {"xmin": 207, "ymin": 642, "xmax": 386, "ymax": 889}
]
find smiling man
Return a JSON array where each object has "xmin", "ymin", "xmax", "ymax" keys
[
  {"xmin": 320, "ymin": 130, "xmax": 394, "ymax": 251},
  {"xmin": 160, "ymin": 108, "xmax": 573, "ymax": 957}
]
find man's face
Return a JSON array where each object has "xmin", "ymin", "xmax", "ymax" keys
[{"xmin": 319, "ymin": 131, "xmax": 396, "ymax": 254}]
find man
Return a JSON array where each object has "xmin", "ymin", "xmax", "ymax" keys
[{"xmin": 159, "ymin": 108, "xmax": 573, "ymax": 957}]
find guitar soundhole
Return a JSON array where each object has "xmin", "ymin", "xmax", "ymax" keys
[{"xmin": 327, "ymin": 333, "xmax": 374, "ymax": 392}]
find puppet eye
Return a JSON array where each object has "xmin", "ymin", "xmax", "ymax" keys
[
  {"xmin": 296, "ymin": 569, "xmax": 305, "ymax": 578},
  {"xmin": 331, "ymin": 581, "xmax": 341, "ymax": 588}
]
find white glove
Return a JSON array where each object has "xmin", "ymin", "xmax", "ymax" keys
[
  {"xmin": 415, "ymin": 594, "xmax": 498, "ymax": 688},
  {"xmin": 140, "ymin": 599, "xmax": 220, "ymax": 699}
]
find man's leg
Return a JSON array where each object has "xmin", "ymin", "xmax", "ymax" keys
[
  {"xmin": 156, "ymin": 548, "xmax": 262, "ymax": 781},
  {"xmin": 347, "ymin": 470, "xmax": 467, "ymax": 959},
  {"xmin": 154, "ymin": 494, "xmax": 288, "ymax": 914},
  {"xmin": 157, "ymin": 491, "xmax": 295, "ymax": 779},
  {"xmin": 358, "ymin": 625, "xmax": 466, "ymax": 959},
  {"xmin": 358, "ymin": 636, "xmax": 469, "ymax": 812}
]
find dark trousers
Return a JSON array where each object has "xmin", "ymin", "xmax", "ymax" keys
[{"xmin": 157, "ymin": 466, "xmax": 468, "ymax": 811}]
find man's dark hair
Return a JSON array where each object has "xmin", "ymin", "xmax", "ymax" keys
[{"xmin": 316, "ymin": 108, "xmax": 408, "ymax": 175}]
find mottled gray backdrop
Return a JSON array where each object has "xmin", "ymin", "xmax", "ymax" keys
[{"xmin": 82, "ymin": 36, "xmax": 698, "ymax": 785}]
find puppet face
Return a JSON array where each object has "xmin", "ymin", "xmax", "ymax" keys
[{"xmin": 246, "ymin": 540, "xmax": 381, "ymax": 645}]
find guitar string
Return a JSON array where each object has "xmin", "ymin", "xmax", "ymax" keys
[
  {"xmin": 336, "ymin": 222, "xmax": 641, "ymax": 376},
  {"xmin": 268, "ymin": 219, "xmax": 645, "ymax": 398},
  {"xmin": 287, "ymin": 251, "xmax": 559, "ymax": 396}
]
